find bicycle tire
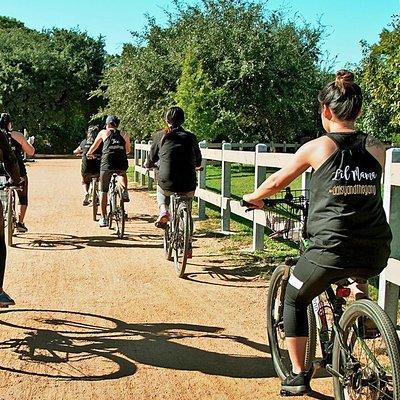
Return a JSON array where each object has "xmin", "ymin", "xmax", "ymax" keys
[
  {"xmin": 92, "ymin": 180, "xmax": 98, "ymax": 221},
  {"xmin": 7, "ymin": 189, "xmax": 14, "ymax": 246},
  {"xmin": 332, "ymin": 299, "xmax": 400, "ymax": 399},
  {"xmin": 108, "ymin": 194, "xmax": 113, "ymax": 230},
  {"xmin": 173, "ymin": 206, "xmax": 190, "ymax": 278},
  {"xmin": 266, "ymin": 264, "xmax": 317, "ymax": 380},
  {"xmin": 115, "ymin": 186, "xmax": 125, "ymax": 239}
]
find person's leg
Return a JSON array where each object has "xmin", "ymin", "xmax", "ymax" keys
[
  {"xmin": 81, "ymin": 174, "xmax": 90, "ymax": 205},
  {"xmin": 0, "ymin": 201, "xmax": 14, "ymax": 305},
  {"xmin": 117, "ymin": 172, "xmax": 129, "ymax": 201},
  {"xmin": 155, "ymin": 186, "xmax": 171, "ymax": 228},
  {"xmin": 16, "ymin": 176, "xmax": 28, "ymax": 231}
]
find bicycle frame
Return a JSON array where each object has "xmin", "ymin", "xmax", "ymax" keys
[{"xmin": 168, "ymin": 194, "xmax": 193, "ymax": 247}]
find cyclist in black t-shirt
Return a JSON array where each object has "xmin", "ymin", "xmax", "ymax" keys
[
  {"xmin": 73, "ymin": 125, "xmax": 102, "ymax": 205},
  {"xmin": 243, "ymin": 70, "xmax": 391, "ymax": 395},
  {"xmin": 0, "ymin": 113, "xmax": 35, "ymax": 233},
  {"xmin": 87, "ymin": 115, "xmax": 131, "ymax": 227}
]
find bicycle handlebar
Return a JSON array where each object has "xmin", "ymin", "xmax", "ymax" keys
[{"xmin": 240, "ymin": 197, "xmax": 307, "ymax": 213}]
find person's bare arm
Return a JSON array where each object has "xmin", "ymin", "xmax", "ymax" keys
[
  {"xmin": 123, "ymin": 133, "xmax": 131, "ymax": 154},
  {"xmin": 11, "ymin": 131, "xmax": 35, "ymax": 156},
  {"xmin": 365, "ymin": 135, "xmax": 386, "ymax": 169},
  {"xmin": 73, "ymin": 146, "xmax": 83, "ymax": 156}
]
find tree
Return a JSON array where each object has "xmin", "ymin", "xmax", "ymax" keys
[{"xmin": 358, "ymin": 16, "xmax": 400, "ymax": 142}]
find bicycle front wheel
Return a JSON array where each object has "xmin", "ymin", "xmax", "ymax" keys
[
  {"xmin": 115, "ymin": 186, "xmax": 125, "ymax": 239},
  {"xmin": 173, "ymin": 207, "xmax": 190, "ymax": 278},
  {"xmin": 332, "ymin": 299, "xmax": 400, "ymax": 400},
  {"xmin": 7, "ymin": 189, "xmax": 14, "ymax": 246},
  {"xmin": 92, "ymin": 180, "xmax": 98, "ymax": 221},
  {"xmin": 266, "ymin": 264, "xmax": 316, "ymax": 380}
]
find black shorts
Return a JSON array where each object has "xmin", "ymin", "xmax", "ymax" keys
[
  {"xmin": 100, "ymin": 170, "xmax": 126, "ymax": 193},
  {"xmin": 81, "ymin": 172, "xmax": 100, "ymax": 185}
]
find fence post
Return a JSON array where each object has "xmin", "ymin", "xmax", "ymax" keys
[
  {"xmin": 378, "ymin": 148, "xmax": 400, "ymax": 324},
  {"xmin": 198, "ymin": 140, "xmax": 207, "ymax": 220},
  {"xmin": 253, "ymin": 144, "xmax": 267, "ymax": 251},
  {"xmin": 221, "ymin": 142, "xmax": 232, "ymax": 232},
  {"xmin": 140, "ymin": 140, "xmax": 146, "ymax": 187},
  {"xmin": 283, "ymin": 141, "xmax": 287, "ymax": 153},
  {"xmin": 238, "ymin": 140, "xmax": 244, "ymax": 173},
  {"xmin": 147, "ymin": 140, "xmax": 153, "ymax": 190},
  {"xmin": 134, "ymin": 140, "xmax": 140, "ymax": 183}
]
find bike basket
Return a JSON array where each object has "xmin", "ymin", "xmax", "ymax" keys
[{"xmin": 264, "ymin": 189, "xmax": 309, "ymax": 243}]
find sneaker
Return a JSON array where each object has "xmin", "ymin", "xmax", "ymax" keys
[
  {"xmin": 155, "ymin": 211, "xmax": 170, "ymax": 229},
  {"xmin": 122, "ymin": 189, "xmax": 130, "ymax": 202},
  {"xmin": 280, "ymin": 371, "xmax": 311, "ymax": 396},
  {"xmin": 16, "ymin": 222, "xmax": 28, "ymax": 233},
  {"xmin": 0, "ymin": 291, "xmax": 15, "ymax": 307},
  {"xmin": 82, "ymin": 193, "xmax": 90, "ymax": 206},
  {"xmin": 99, "ymin": 217, "xmax": 108, "ymax": 227}
]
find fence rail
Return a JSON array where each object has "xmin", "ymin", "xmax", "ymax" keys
[{"xmin": 133, "ymin": 140, "xmax": 309, "ymax": 251}]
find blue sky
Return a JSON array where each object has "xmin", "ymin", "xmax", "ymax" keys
[{"xmin": 1, "ymin": 0, "xmax": 399, "ymax": 68}]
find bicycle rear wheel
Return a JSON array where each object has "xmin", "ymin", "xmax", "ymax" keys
[
  {"xmin": 173, "ymin": 206, "xmax": 190, "ymax": 278},
  {"xmin": 266, "ymin": 264, "xmax": 316, "ymax": 380},
  {"xmin": 108, "ymin": 194, "xmax": 113, "ymax": 230},
  {"xmin": 332, "ymin": 299, "xmax": 400, "ymax": 400},
  {"xmin": 115, "ymin": 186, "xmax": 125, "ymax": 239},
  {"xmin": 7, "ymin": 189, "xmax": 15, "ymax": 246}
]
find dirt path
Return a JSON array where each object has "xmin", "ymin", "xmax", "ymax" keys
[{"xmin": 0, "ymin": 159, "xmax": 333, "ymax": 400}]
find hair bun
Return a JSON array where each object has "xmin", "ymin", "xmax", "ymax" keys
[{"xmin": 335, "ymin": 70, "xmax": 355, "ymax": 94}]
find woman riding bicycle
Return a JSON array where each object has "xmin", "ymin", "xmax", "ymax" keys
[
  {"xmin": 0, "ymin": 113, "xmax": 35, "ymax": 233},
  {"xmin": 87, "ymin": 115, "xmax": 131, "ymax": 227},
  {"xmin": 0, "ymin": 124, "xmax": 21, "ymax": 306},
  {"xmin": 146, "ymin": 106, "xmax": 202, "ymax": 236},
  {"xmin": 73, "ymin": 125, "xmax": 102, "ymax": 206},
  {"xmin": 243, "ymin": 70, "xmax": 392, "ymax": 395}
]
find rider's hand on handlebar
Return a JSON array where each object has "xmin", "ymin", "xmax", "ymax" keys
[
  {"xmin": 242, "ymin": 194, "xmax": 264, "ymax": 210},
  {"xmin": 86, "ymin": 153, "xmax": 94, "ymax": 160}
]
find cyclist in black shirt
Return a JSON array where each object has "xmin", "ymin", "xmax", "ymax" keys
[
  {"xmin": 73, "ymin": 125, "xmax": 102, "ymax": 205},
  {"xmin": 243, "ymin": 70, "xmax": 391, "ymax": 395},
  {"xmin": 0, "ymin": 113, "xmax": 35, "ymax": 233},
  {"xmin": 87, "ymin": 115, "xmax": 130, "ymax": 227},
  {"xmin": 146, "ymin": 107, "xmax": 202, "ymax": 229},
  {"xmin": 0, "ymin": 122, "xmax": 21, "ymax": 306}
]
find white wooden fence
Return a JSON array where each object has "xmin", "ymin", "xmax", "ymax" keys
[
  {"xmin": 379, "ymin": 148, "xmax": 400, "ymax": 325},
  {"xmin": 133, "ymin": 140, "xmax": 307, "ymax": 251}
]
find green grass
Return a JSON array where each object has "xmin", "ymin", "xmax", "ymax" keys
[{"xmin": 205, "ymin": 164, "xmax": 303, "ymax": 199}]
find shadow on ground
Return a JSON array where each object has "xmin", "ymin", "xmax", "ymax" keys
[{"xmin": 0, "ymin": 309, "xmax": 273, "ymax": 382}]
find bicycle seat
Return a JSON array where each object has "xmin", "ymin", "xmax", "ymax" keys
[{"xmin": 285, "ymin": 256, "xmax": 300, "ymax": 266}]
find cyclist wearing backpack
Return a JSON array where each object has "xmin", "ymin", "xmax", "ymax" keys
[
  {"xmin": 73, "ymin": 125, "xmax": 102, "ymax": 206},
  {"xmin": 0, "ymin": 113, "xmax": 35, "ymax": 233},
  {"xmin": 87, "ymin": 115, "xmax": 130, "ymax": 227},
  {"xmin": 0, "ymin": 122, "xmax": 21, "ymax": 306},
  {"xmin": 243, "ymin": 70, "xmax": 391, "ymax": 395},
  {"xmin": 146, "ymin": 106, "xmax": 202, "ymax": 232}
]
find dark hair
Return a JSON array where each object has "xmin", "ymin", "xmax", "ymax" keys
[
  {"xmin": 0, "ymin": 112, "xmax": 12, "ymax": 131},
  {"xmin": 87, "ymin": 125, "xmax": 99, "ymax": 141},
  {"xmin": 165, "ymin": 106, "xmax": 184, "ymax": 131},
  {"xmin": 318, "ymin": 70, "xmax": 362, "ymax": 121}
]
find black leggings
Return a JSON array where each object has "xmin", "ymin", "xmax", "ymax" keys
[
  {"xmin": 0, "ymin": 201, "xmax": 6, "ymax": 288},
  {"xmin": 283, "ymin": 255, "xmax": 383, "ymax": 337}
]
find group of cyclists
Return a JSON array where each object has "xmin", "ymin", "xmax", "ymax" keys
[{"xmin": 0, "ymin": 69, "xmax": 394, "ymax": 396}]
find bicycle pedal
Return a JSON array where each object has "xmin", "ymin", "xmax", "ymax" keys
[{"xmin": 280, "ymin": 390, "xmax": 303, "ymax": 397}]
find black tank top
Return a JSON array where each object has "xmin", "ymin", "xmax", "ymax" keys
[
  {"xmin": 80, "ymin": 137, "xmax": 102, "ymax": 174},
  {"xmin": 100, "ymin": 129, "xmax": 128, "ymax": 171},
  {"xmin": 7, "ymin": 133, "xmax": 26, "ymax": 177},
  {"xmin": 305, "ymin": 131, "xmax": 392, "ymax": 269}
]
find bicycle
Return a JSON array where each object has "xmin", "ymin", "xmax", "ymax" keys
[
  {"xmin": 163, "ymin": 194, "xmax": 193, "ymax": 278},
  {"xmin": 241, "ymin": 189, "xmax": 400, "ymax": 399},
  {"xmin": 88, "ymin": 176, "xmax": 99, "ymax": 221},
  {"xmin": 0, "ymin": 178, "xmax": 22, "ymax": 246},
  {"xmin": 107, "ymin": 173, "xmax": 125, "ymax": 239}
]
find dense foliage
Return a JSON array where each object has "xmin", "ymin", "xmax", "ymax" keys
[
  {"xmin": 97, "ymin": 0, "xmax": 327, "ymax": 142},
  {"xmin": 358, "ymin": 16, "xmax": 400, "ymax": 143},
  {"xmin": 0, "ymin": 16, "xmax": 105, "ymax": 153}
]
